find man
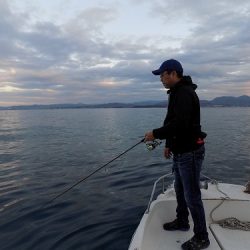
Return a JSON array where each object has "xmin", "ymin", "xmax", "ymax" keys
[{"xmin": 144, "ymin": 59, "xmax": 210, "ymax": 250}]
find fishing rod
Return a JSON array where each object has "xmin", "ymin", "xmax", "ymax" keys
[{"xmin": 44, "ymin": 137, "xmax": 161, "ymax": 207}]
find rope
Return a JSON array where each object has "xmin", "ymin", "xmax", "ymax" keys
[
  {"xmin": 209, "ymin": 179, "xmax": 250, "ymax": 231},
  {"xmin": 217, "ymin": 218, "xmax": 250, "ymax": 231}
]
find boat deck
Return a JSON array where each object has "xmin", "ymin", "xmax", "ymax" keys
[
  {"xmin": 129, "ymin": 182, "xmax": 250, "ymax": 250},
  {"xmin": 143, "ymin": 222, "xmax": 221, "ymax": 250},
  {"xmin": 140, "ymin": 222, "xmax": 250, "ymax": 250},
  {"xmin": 210, "ymin": 224, "xmax": 250, "ymax": 250}
]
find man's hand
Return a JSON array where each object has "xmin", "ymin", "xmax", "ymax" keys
[
  {"xmin": 144, "ymin": 131, "xmax": 155, "ymax": 142},
  {"xmin": 164, "ymin": 147, "xmax": 172, "ymax": 159}
]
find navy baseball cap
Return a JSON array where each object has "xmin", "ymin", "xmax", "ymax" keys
[{"xmin": 152, "ymin": 59, "xmax": 183, "ymax": 75}]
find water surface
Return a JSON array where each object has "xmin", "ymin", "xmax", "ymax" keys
[{"xmin": 0, "ymin": 108, "xmax": 249, "ymax": 249}]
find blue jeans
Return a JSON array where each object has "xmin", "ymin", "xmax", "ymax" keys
[{"xmin": 173, "ymin": 145, "xmax": 208, "ymax": 239}]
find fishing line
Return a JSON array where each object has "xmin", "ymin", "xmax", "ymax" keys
[{"xmin": 44, "ymin": 137, "xmax": 147, "ymax": 207}]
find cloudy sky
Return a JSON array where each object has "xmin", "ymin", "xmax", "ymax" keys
[{"xmin": 0, "ymin": 0, "xmax": 250, "ymax": 106}]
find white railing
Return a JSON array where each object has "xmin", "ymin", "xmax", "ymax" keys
[
  {"xmin": 145, "ymin": 172, "xmax": 212, "ymax": 214},
  {"xmin": 146, "ymin": 172, "xmax": 173, "ymax": 214}
]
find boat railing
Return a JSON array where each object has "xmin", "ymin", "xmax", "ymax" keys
[
  {"xmin": 145, "ymin": 172, "xmax": 212, "ymax": 214},
  {"xmin": 146, "ymin": 172, "xmax": 173, "ymax": 214}
]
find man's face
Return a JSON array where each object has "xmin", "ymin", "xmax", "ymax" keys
[{"xmin": 160, "ymin": 71, "xmax": 176, "ymax": 89}]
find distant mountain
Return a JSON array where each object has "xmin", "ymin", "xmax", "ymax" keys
[
  {"xmin": 1, "ymin": 96, "xmax": 250, "ymax": 110},
  {"xmin": 210, "ymin": 95, "xmax": 250, "ymax": 106}
]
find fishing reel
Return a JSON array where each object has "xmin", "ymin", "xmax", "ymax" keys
[{"xmin": 145, "ymin": 140, "xmax": 162, "ymax": 151}]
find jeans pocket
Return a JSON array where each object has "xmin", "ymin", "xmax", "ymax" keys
[
  {"xmin": 178, "ymin": 152, "xmax": 193, "ymax": 166},
  {"xmin": 196, "ymin": 147, "xmax": 205, "ymax": 161},
  {"xmin": 179, "ymin": 153, "xmax": 194, "ymax": 170}
]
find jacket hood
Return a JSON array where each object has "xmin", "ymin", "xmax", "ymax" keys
[
  {"xmin": 168, "ymin": 75, "xmax": 197, "ymax": 94},
  {"xmin": 179, "ymin": 75, "xmax": 197, "ymax": 90}
]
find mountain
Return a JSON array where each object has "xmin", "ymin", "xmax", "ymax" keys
[
  {"xmin": 210, "ymin": 95, "xmax": 250, "ymax": 106},
  {"xmin": 1, "ymin": 96, "xmax": 250, "ymax": 110}
]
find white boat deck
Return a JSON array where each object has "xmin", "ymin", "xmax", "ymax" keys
[
  {"xmin": 129, "ymin": 182, "xmax": 250, "ymax": 250},
  {"xmin": 141, "ymin": 222, "xmax": 221, "ymax": 250},
  {"xmin": 210, "ymin": 224, "xmax": 250, "ymax": 250}
]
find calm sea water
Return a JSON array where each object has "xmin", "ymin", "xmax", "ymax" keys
[{"xmin": 0, "ymin": 108, "xmax": 250, "ymax": 250}]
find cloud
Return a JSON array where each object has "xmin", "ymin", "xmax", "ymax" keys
[
  {"xmin": 0, "ymin": 0, "xmax": 169, "ymax": 105},
  {"xmin": 0, "ymin": 0, "xmax": 250, "ymax": 105},
  {"xmin": 141, "ymin": 0, "xmax": 250, "ymax": 98}
]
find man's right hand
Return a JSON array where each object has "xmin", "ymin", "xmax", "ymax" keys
[{"xmin": 164, "ymin": 147, "xmax": 172, "ymax": 159}]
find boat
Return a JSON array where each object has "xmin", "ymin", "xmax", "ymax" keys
[{"xmin": 128, "ymin": 173, "xmax": 250, "ymax": 250}]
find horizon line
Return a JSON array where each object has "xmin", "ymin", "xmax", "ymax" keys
[{"xmin": 0, "ymin": 94, "xmax": 250, "ymax": 108}]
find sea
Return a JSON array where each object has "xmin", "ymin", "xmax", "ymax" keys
[{"xmin": 0, "ymin": 107, "xmax": 250, "ymax": 250}]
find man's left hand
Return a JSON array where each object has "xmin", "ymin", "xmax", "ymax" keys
[{"xmin": 144, "ymin": 131, "xmax": 155, "ymax": 142}]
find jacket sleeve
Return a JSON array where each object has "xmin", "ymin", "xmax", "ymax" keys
[{"xmin": 152, "ymin": 89, "xmax": 193, "ymax": 140}]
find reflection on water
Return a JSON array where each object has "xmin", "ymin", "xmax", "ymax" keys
[{"xmin": 0, "ymin": 108, "xmax": 250, "ymax": 250}]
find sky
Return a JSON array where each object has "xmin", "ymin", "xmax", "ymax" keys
[{"xmin": 0, "ymin": 0, "xmax": 250, "ymax": 106}]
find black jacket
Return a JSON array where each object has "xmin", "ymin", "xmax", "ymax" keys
[{"xmin": 152, "ymin": 76, "xmax": 206, "ymax": 154}]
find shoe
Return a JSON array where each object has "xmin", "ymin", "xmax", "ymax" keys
[
  {"xmin": 181, "ymin": 235, "xmax": 210, "ymax": 250},
  {"xmin": 163, "ymin": 219, "xmax": 190, "ymax": 231}
]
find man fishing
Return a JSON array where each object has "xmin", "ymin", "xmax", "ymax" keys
[{"xmin": 144, "ymin": 59, "xmax": 210, "ymax": 250}]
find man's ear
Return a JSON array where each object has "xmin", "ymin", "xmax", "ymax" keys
[{"xmin": 171, "ymin": 71, "xmax": 177, "ymax": 77}]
